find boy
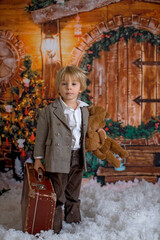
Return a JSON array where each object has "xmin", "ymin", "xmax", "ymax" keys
[{"xmin": 34, "ymin": 65, "xmax": 89, "ymax": 233}]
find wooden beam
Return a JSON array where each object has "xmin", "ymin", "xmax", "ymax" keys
[{"xmin": 31, "ymin": 0, "xmax": 121, "ymax": 24}]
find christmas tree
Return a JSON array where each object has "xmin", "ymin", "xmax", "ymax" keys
[{"xmin": 0, "ymin": 56, "xmax": 49, "ymax": 156}]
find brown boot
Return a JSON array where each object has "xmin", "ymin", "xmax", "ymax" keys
[
  {"xmin": 53, "ymin": 206, "xmax": 62, "ymax": 234},
  {"xmin": 64, "ymin": 200, "xmax": 81, "ymax": 224}
]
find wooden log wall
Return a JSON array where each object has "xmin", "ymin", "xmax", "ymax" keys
[
  {"xmin": 0, "ymin": 0, "xmax": 42, "ymax": 71},
  {"xmin": 0, "ymin": 0, "xmax": 160, "ymax": 94}
]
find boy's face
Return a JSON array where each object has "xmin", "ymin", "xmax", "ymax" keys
[{"xmin": 58, "ymin": 75, "xmax": 81, "ymax": 104}]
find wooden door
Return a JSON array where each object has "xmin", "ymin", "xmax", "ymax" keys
[{"xmin": 87, "ymin": 36, "xmax": 160, "ymax": 127}]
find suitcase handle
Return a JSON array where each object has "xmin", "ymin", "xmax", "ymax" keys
[{"xmin": 38, "ymin": 167, "xmax": 44, "ymax": 182}]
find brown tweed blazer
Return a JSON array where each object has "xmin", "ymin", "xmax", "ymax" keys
[{"xmin": 34, "ymin": 98, "xmax": 89, "ymax": 173}]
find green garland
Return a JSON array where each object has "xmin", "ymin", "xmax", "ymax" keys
[
  {"xmin": 25, "ymin": 0, "xmax": 68, "ymax": 12},
  {"xmin": 80, "ymin": 26, "xmax": 160, "ymax": 72},
  {"xmin": 80, "ymin": 26, "xmax": 160, "ymax": 140},
  {"xmin": 104, "ymin": 117, "xmax": 160, "ymax": 140}
]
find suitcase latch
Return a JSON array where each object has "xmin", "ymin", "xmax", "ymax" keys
[{"xmin": 32, "ymin": 183, "xmax": 46, "ymax": 190}]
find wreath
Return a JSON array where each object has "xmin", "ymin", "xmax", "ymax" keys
[
  {"xmin": 80, "ymin": 26, "xmax": 160, "ymax": 140},
  {"xmin": 80, "ymin": 26, "xmax": 160, "ymax": 72}
]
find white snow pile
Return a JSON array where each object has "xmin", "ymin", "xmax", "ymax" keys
[{"xmin": 0, "ymin": 170, "xmax": 160, "ymax": 240}]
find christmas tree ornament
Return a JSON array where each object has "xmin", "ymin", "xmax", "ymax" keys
[
  {"xmin": 4, "ymin": 105, "xmax": 13, "ymax": 113},
  {"xmin": 74, "ymin": 14, "xmax": 82, "ymax": 40},
  {"xmin": 23, "ymin": 78, "xmax": 30, "ymax": 90},
  {"xmin": 21, "ymin": 149, "xmax": 26, "ymax": 157},
  {"xmin": 14, "ymin": 157, "xmax": 23, "ymax": 180},
  {"xmin": 25, "ymin": 107, "xmax": 28, "ymax": 115},
  {"xmin": 6, "ymin": 137, "xmax": 9, "ymax": 146},
  {"xmin": 17, "ymin": 139, "xmax": 25, "ymax": 149},
  {"xmin": 30, "ymin": 132, "xmax": 35, "ymax": 141}
]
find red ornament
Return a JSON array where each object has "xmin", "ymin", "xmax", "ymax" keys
[
  {"xmin": 74, "ymin": 15, "xmax": 82, "ymax": 39},
  {"xmin": 30, "ymin": 132, "xmax": 35, "ymax": 141},
  {"xmin": 25, "ymin": 107, "xmax": 28, "ymax": 115},
  {"xmin": 88, "ymin": 50, "xmax": 93, "ymax": 54},
  {"xmin": 87, "ymin": 64, "xmax": 91, "ymax": 71},
  {"xmin": 105, "ymin": 34, "xmax": 111, "ymax": 38},
  {"xmin": 105, "ymin": 127, "xmax": 109, "ymax": 131},
  {"xmin": 120, "ymin": 37, "xmax": 125, "ymax": 41},
  {"xmin": 15, "ymin": 95, "xmax": 19, "ymax": 103},
  {"xmin": 21, "ymin": 149, "xmax": 26, "ymax": 157},
  {"xmin": 6, "ymin": 137, "xmax": 9, "ymax": 146},
  {"xmin": 155, "ymin": 123, "xmax": 159, "ymax": 129}
]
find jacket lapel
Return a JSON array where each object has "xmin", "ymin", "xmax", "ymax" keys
[
  {"xmin": 51, "ymin": 98, "xmax": 88, "ymax": 132},
  {"xmin": 51, "ymin": 98, "xmax": 70, "ymax": 129},
  {"xmin": 81, "ymin": 107, "xmax": 88, "ymax": 135}
]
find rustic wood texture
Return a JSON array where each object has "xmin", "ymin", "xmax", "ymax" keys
[
  {"xmin": 157, "ymin": 47, "xmax": 160, "ymax": 116},
  {"xmin": 142, "ymin": 43, "xmax": 157, "ymax": 123},
  {"xmin": 1, "ymin": 1, "xmax": 160, "ymax": 107},
  {"xmin": 41, "ymin": 21, "xmax": 62, "ymax": 99},
  {"xmin": 104, "ymin": 175, "xmax": 158, "ymax": 183},
  {"xmin": 118, "ymin": 40, "xmax": 128, "ymax": 125},
  {"xmin": 97, "ymin": 145, "xmax": 160, "ymax": 183},
  {"xmin": 97, "ymin": 166, "xmax": 160, "ymax": 183},
  {"xmin": 98, "ymin": 166, "xmax": 160, "ymax": 176},
  {"xmin": 0, "ymin": 0, "xmax": 42, "ymax": 72},
  {"xmin": 71, "ymin": 14, "xmax": 160, "ymax": 126},
  {"xmin": 128, "ymin": 39, "xmax": 142, "ymax": 126},
  {"xmin": 31, "ymin": 0, "xmax": 121, "ymax": 24}
]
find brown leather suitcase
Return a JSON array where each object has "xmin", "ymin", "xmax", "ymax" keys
[{"xmin": 21, "ymin": 163, "xmax": 56, "ymax": 235}]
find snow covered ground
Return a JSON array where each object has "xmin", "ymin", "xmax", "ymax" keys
[{"xmin": 0, "ymin": 170, "xmax": 160, "ymax": 240}]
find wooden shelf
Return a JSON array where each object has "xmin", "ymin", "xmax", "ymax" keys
[{"xmin": 97, "ymin": 166, "xmax": 160, "ymax": 184}]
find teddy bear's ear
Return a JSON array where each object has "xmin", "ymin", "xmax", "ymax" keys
[{"xmin": 88, "ymin": 105, "xmax": 95, "ymax": 115}]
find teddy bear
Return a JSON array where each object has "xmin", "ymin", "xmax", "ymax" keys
[{"xmin": 85, "ymin": 105, "xmax": 128, "ymax": 168}]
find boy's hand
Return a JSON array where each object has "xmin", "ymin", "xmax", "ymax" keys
[
  {"xmin": 34, "ymin": 159, "xmax": 45, "ymax": 172},
  {"xmin": 97, "ymin": 128, "xmax": 107, "ymax": 139}
]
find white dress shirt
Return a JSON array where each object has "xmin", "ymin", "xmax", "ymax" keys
[{"xmin": 60, "ymin": 97, "xmax": 88, "ymax": 150}]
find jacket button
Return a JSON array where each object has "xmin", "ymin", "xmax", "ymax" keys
[
  {"xmin": 55, "ymin": 143, "xmax": 59, "ymax": 147},
  {"xmin": 55, "ymin": 133, "xmax": 60, "ymax": 136}
]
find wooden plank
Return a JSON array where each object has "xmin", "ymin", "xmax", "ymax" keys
[
  {"xmin": 97, "ymin": 166, "xmax": 160, "ymax": 176},
  {"xmin": 107, "ymin": 44, "xmax": 118, "ymax": 121},
  {"xmin": 126, "ymin": 145, "xmax": 160, "ymax": 152},
  {"xmin": 128, "ymin": 38, "xmax": 142, "ymax": 126},
  {"xmin": 104, "ymin": 175, "xmax": 158, "ymax": 183},
  {"xmin": 31, "ymin": 0, "xmax": 120, "ymax": 24},
  {"xmin": 117, "ymin": 40, "xmax": 128, "ymax": 125},
  {"xmin": 125, "ymin": 156, "xmax": 154, "ymax": 166},
  {"xmin": 107, "ymin": 1, "xmax": 160, "ymax": 23},
  {"xmin": 89, "ymin": 50, "xmax": 107, "ymax": 108},
  {"xmin": 157, "ymin": 46, "xmax": 160, "ymax": 116},
  {"xmin": 142, "ymin": 43, "xmax": 157, "ymax": 123}
]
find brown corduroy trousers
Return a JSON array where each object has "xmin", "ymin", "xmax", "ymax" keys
[{"xmin": 46, "ymin": 149, "xmax": 84, "ymax": 234}]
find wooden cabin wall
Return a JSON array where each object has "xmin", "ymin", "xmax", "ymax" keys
[
  {"xmin": 61, "ymin": 0, "xmax": 160, "ymax": 65},
  {"xmin": 1, "ymin": 0, "xmax": 160, "ymax": 70},
  {"xmin": 0, "ymin": 0, "xmax": 42, "ymax": 71}
]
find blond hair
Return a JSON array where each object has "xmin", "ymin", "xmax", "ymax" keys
[{"xmin": 55, "ymin": 65, "xmax": 87, "ymax": 93}]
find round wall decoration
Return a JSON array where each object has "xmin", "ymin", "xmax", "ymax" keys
[{"xmin": 0, "ymin": 30, "xmax": 25, "ymax": 98}]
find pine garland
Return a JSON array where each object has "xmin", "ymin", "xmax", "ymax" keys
[
  {"xmin": 25, "ymin": 0, "xmax": 68, "ymax": 12},
  {"xmin": 80, "ymin": 26, "xmax": 160, "ymax": 140},
  {"xmin": 104, "ymin": 118, "xmax": 160, "ymax": 140},
  {"xmin": 80, "ymin": 26, "xmax": 160, "ymax": 72}
]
